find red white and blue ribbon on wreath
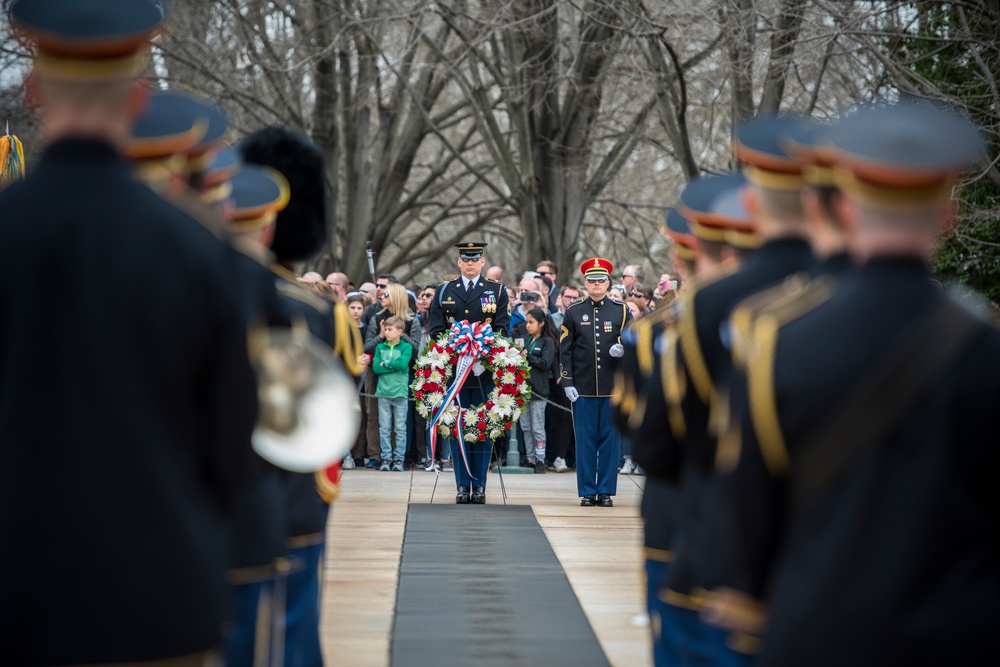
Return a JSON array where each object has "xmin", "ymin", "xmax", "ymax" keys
[{"xmin": 427, "ymin": 320, "xmax": 495, "ymax": 478}]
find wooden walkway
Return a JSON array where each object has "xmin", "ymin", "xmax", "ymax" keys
[{"xmin": 321, "ymin": 467, "xmax": 651, "ymax": 667}]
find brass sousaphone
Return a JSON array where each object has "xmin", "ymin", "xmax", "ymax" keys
[{"xmin": 250, "ymin": 328, "xmax": 359, "ymax": 472}]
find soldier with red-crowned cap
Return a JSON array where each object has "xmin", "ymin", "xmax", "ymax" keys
[{"xmin": 559, "ymin": 258, "xmax": 632, "ymax": 507}]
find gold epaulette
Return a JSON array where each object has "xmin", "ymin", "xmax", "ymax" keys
[
  {"xmin": 678, "ymin": 265, "xmax": 738, "ymax": 406},
  {"xmin": 745, "ymin": 276, "xmax": 836, "ymax": 477},
  {"xmin": 635, "ymin": 303, "xmax": 678, "ymax": 377},
  {"xmin": 274, "ymin": 280, "xmax": 332, "ymax": 314},
  {"xmin": 729, "ymin": 273, "xmax": 811, "ymax": 370},
  {"xmin": 332, "ymin": 300, "xmax": 365, "ymax": 376}
]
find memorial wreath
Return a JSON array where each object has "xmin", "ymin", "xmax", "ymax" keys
[{"xmin": 412, "ymin": 321, "xmax": 531, "ymax": 468}]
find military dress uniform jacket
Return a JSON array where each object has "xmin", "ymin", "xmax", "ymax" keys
[
  {"xmin": 428, "ymin": 276, "xmax": 510, "ymax": 338},
  {"xmin": 270, "ymin": 268, "xmax": 364, "ymax": 542},
  {"xmin": 716, "ymin": 258, "xmax": 1000, "ymax": 666},
  {"xmin": 630, "ymin": 238, "xmax": 813, "ymax": 605},
  {"xmin": 559, "ymin": 296, "xmax": 631, "ymax": 397},
  {"xmin": 229, "ymin": 250, "xmax": 295, "ymax": 574},
  {"xmin": 0, "ymin": 140, "xmax": 259, "ymax": 664}
]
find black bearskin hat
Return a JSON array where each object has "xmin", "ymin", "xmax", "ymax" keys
[{"xmin": 237, "ymin": 127, "xmax": 329, "ymax": 263}]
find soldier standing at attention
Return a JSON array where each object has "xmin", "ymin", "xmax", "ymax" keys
[
  {"xmin": 428, "ymin": 242, "xmax": 510, "ymax": 504},
  {"xmin": 560, "ymin": 258, "xmax": 631, "ymax": 507},
  {"xmin": 708, "ymin": 102, "xmax": 998, "ymax": 666},
  {"xmin": 0, "ymin": 1, "xmax": 259, "ymax": 664},
  {"xmin": 239, "ymin": 126, "xmax": 364, "ymax": 667}
]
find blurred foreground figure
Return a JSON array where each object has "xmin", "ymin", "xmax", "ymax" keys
[
  {"xmin": 0, "ymin": 1, "xmax": 258, "ymax": 665},
  {"xmin": 710, "ymin": 103, "xmax": 999, "ymax": 665}
]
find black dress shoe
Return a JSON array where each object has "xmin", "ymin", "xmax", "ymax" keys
[
  {"xmin": 597, "ymin": 494, "xmax": 614, "ymax": 507},
  {"xmin": 456, "ymin": 486, "xmax": 471, "ymax": 504},
  {"xmin": 580, "ymin": 494, "xmax": 596, "ymax": 507},
  {"xmin": 471, "ymin": 485, "xmax": 486, "ymax": 504},
  {"xmin": 534, "ymin": 461, "xmax": 546, "ymax": 474}
]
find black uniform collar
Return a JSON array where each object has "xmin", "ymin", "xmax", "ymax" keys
[
  {"xmin": 859, "ymin": 256, "xmax": 930, "ymax": 280},
  {"xmin": 586, "ymin": 295, "xmax": 607, "ymax": 307},
  {"xmin": 821, "ymin": 252, "xmax": 852, "ymax": 275},
  {"xmin": 39, "ymin": 138, "xmax": 125, "ymax": 170},
  {"xmin": 756, "ymin": 236, "xmax": 813, "ymax": 257}
]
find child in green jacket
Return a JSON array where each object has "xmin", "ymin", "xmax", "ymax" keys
[{"xmin": 373, "ymin": 316, "xmax": 413, "ymax": 471}]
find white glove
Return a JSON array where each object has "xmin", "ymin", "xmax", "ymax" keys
[
  {"xmin": 472, "ymin": 361, "xmax": 486, "ymax": 376},
  {"xmin": 564, "ymin": 386, "xmax": 579, "ymax": 403},
  {"xmin": 609, "ymin": 343, "xmax": 624, "ymax": 358}
]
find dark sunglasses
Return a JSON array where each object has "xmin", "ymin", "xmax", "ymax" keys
[
  {"xmin": 376, "ymin": 283, "xmax": 389, "ymax": 289},
  {"xmin": 585, "ymin": 278, "xmax": 608, "ymax": 284}
]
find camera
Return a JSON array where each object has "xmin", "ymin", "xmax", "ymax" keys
[{"xmin": 520, "ymin": 291, "xmax": 539, "ymax": 303}]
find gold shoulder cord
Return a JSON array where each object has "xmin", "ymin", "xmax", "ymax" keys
[
  {"xmin": 747, "ymin": 277, "xmax": 836, "ymax": 477},
  {"xmin": 662, "ymin": 327, "xmax": 687, "ymax": 440},
  {"xmin": 332, "ymin": 301, "xmax": 365, "ymax": 376},
  {"xmin": 315, "ymin": 470, "xmax": 340, "ymax": 503},
  {"xmin": 678, "ymin": 289, "xmax": 713, "ymax": 406},
  {"xmin": 729, "ymin": 273, "xmax": 809, "ymax": 370}
]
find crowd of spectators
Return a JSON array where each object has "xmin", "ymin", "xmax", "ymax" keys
[{"xmin": 296, "ymin": 261, "xmax": 682, "ymax": 475}]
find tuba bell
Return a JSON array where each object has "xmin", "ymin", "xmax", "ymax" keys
[{"xmin": 250, "ymin": 328, "xmax": 359, "ymax": 472}]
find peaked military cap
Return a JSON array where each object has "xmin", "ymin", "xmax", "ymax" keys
[
  {"xmin": 733, "ymin": 115, "xmax": 810, "ymax": 190},
  {"xmin": 580, "ymin": 257, "xmax": 614, "ymax": 279},
  {"xmin": 782, "ymin": 121, "xmax": 836, "ymax": 188},
  {"xmin": 828, "ymin": 102, "xmax": 985, "ymax": 211},
  {"xmin": 455, "ymin": 241, "xmax": 488, "ymax": 259},
  {"xmin": 225, "ymin": 164, "xmax": 290, "ymax": 231},
  {"xmin": 679, "ymin": 172, "xmax": 753, "ymax": 244},
  {"xmin": 201, "ymin": 146, "xmax": 241, "ymax": 205},
  {"xmin": 10, "ymin": 0, "xmax": 163, "ymax": 82},
  {"xmin": 662, "ymin": 207, "xmax": 697, "ymax": 261},
  {"xmin": 710, "ymin": 187, "xmax": 758, "ymax": 249},
  {"xmin": 124, "ymin": 90, "xmax": 209, "ymax": 160}
]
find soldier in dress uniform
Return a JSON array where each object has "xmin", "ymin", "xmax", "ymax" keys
[
  {"xmin": 560, "ymin": 258, "xmax": 631, "ymax": 507},
  {"xmin": 634, "ymin": 116, "xmax": 817, "ymax": 666},
  {"xmin": 428, "ymin": 241, "xmax": 510, "ymax": 504},
  {"xmin": 0, "ymin": 1, "xmax": 259, "ymax": 664},
  {"xmin": 708, "ymin": 102, "xmax": 998, "ymax": 666},
  {"xmin": 239, "ymin": 127, "xmax": 364, "ymax": 667},
  {"xmin": 630, "ymin": 177, "xmax": 760, "ymax": 664},
  {"xmin": 612, "ymin": 207, "xmax": 699, "ymax": 666},
  {"xmin": 218, "ymin": 163, "xmax": 300, "ymax": 666}
]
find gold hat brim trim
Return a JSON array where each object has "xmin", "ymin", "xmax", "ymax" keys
[{"xmin": 33, "ymin": 52, "xmax": 150, "ymax": 83}]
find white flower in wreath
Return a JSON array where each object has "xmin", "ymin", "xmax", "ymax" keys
[
  {"xmin": 439, "ymin": 406, "xmax": 457, "ymax": 426},
  {"xmin": 416, "ymin": 403, "xmax": 431, "ymax": 418},
  {"xmin": 489, "ymin": 429, "xmax": 503, "ymax": 439},
  {"xmin": 429, "ymin": 370, "xmax": 444, "ymax": 384},
  {"xmin": 426, "ymin": 350, "xmax": 450, "ymax": 368},
  {"xmin": 463, "ymin": 410, "xmax": 477, "ymax": 426},
  {"xmin": 500, "ymin": 371, "xmax": 516, "ymax": 385},
  {"xmin": 493, "ymin": 394, "xmax": 516, "ymax": 411},
  {"xmin": 492, "ymin": 349, "xmax": 522, "ymax": 368},
  {"xmin": 512, "ymin": 407, "xmax": 522, "ymax": 421},
  {"xmin": 427, "ymin": 392, "xmax": 445, "ymax": 409}
]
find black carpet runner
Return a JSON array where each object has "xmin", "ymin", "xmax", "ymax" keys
[{"xmin": 390, "ymin": 504, "xmax": 612, "ymax": 667}]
